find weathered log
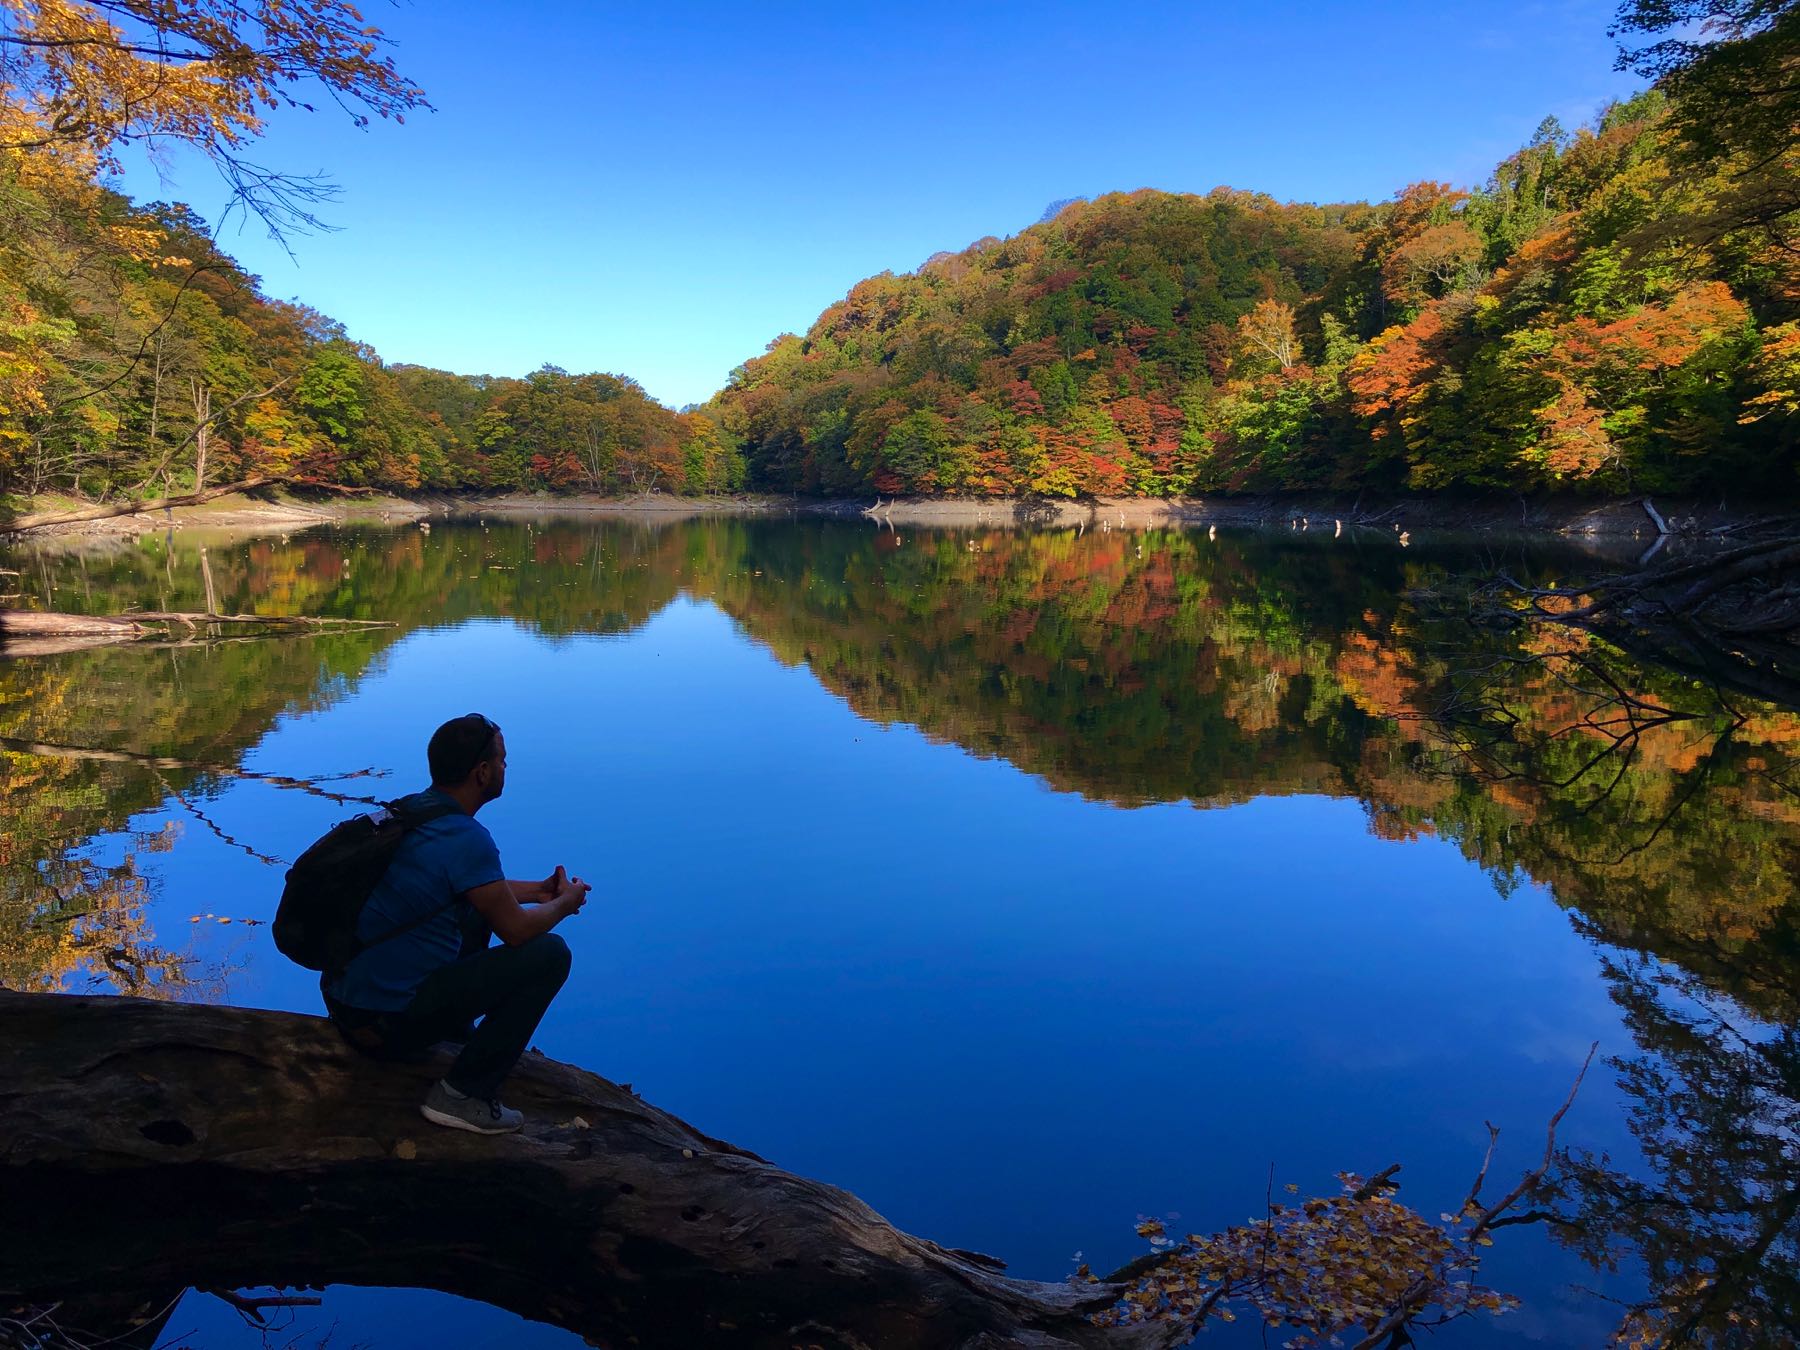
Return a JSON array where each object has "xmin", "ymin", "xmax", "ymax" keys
[
  {"xmin": 0, "ymin": 993, "xmax": 1175, "ymax": 1350},
  {"xmin": 0, "ymin": 609, "xmax": 147, "ymax": 639},
  {"xmin": 1478, "ymin": 533, "xmax": 1800, "ymax": 712}
]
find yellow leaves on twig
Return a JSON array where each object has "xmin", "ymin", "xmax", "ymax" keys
[{"xmin": 1098, "ymin": 1170, "xmax": 1519, "ymax": 1349}]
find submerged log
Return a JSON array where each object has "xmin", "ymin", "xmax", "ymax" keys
[{"xmin": 0, "ymin": 993, "xmax": 1176, "ymax": 1350}]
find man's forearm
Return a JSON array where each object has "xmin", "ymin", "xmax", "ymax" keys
[{"xmin": 503, "ymin": 893, "xmax": 577, "ymax": 943}]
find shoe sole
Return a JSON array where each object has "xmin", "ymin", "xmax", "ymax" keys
[{"xmin": 420, "ymin": 1102, "xmax": 522, "ymax": 1135}]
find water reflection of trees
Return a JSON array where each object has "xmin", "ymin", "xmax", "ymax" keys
[
  {"xmin": 9, "ymin": 518, "xmax": 1800, "ymax": 1002},
  {"xmin": 1548, "ymin": 952, "xmax": 1799, "ymax": 1347},
  {"xmin": 1417, "ymin": 636, "xmax": 1800, "ymax": 1345},
  {"xmin": 0, "ymin": 521, "xmax": 708, "ymax": 1000},
  {"xmin": 5, "ymin": 518, "xmax": 1800, "ymax": 1342}
]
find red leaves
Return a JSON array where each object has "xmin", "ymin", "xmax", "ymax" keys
[
  {"xmin": 1346, "ymin": 304, "xmax": 1451, "ymax": 435},
  {"xmin": 1559, "ymin": 282, "xmax": 1748, "ymax": 376}
]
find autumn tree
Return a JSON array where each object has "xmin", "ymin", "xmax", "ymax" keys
[
  {"xmin": 0, "ymin": 0, "xmax": 428, "ymax": 232},
  {"xmin": 1611, "ymin": 0, "xmax": 1799, "ymax": 165},
  {"xmin": 1381, "ymin": 221, "xmax": 1485, "ymax": 308},
  {"xmin": 1234, "ymin": 298, "xmax": 1299, "ymax": 372}
]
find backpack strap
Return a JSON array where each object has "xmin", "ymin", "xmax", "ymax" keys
[{"xmin": 339, "ymin": 795, "xmax": 469, "ymax": 965}]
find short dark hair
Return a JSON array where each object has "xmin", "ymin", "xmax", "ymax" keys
[{"xmin": 428, "ymin": 713, "xmax": 500, "ymax": 786}]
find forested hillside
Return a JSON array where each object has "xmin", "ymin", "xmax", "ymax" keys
[
  {"xmin": 0, "ymin": 183, "xmax": 743, "ymax": 498},
  {"xmin": 2, "ymin": 0, "xmax": 1793, "ymax": 506},
  {"xmin": 710, "ymin": 81, "xmax": 1797, "ymax": 498}
]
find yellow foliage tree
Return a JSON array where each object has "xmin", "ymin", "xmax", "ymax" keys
[{"xmin": 0, "ymin": 0, "xmax": 427, "ymax": 229}]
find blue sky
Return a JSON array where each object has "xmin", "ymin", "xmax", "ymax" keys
[{"xmin": 114, "ymin": 0, "xmax": 1642, "ymax": 409}]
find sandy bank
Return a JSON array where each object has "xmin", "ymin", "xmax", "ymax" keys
[
  {"xmin": 423, "ymin": 490, "xmax": 1792, "ymax": 541},
  {"xmin": 7, "ymin": 487, "xmax": 1787, "ymax": 543},
  {"xmin": 3, "ymin": 489, "xmax": 432, "ymax": 540}
]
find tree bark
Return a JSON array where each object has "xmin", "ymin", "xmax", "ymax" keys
[
  {"xmin": 0, "ymin": 609, "xmax": 148, "ymax": 640},
  {"xmin": 191, "ymin": 379, "xmax": 212, "ymax": 491},
  {"xmin": 0, "ymin": 993, "xmax": 1174, "ymax": 1350}
]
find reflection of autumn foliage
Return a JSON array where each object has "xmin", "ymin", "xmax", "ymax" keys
[
  {"xmin": 697, "ymin": 524, "xmax": 1800, "ymax": 1020},
  {"xmin": 0, "ymin": 522, "xmax": 704, "ymax": 994},
  {"xmin": 1423, "ymin": 634, "xmax": 1800, "ymax": 1015},
  {"xmin": 1546, "ymin": 953, "xmax": 1800, "ymax": 1347},
  {"xmin": 1332, "ymin": 614, "xmax": 1426, "ymax": 718},
  {"xmin": 10, "ymin": 520, "xmax": 1797, "ymax": 1348},
  {"xmin": 0, "ymin": 832, "xmax": 191, "ymax": 997},
  {"xmin": 10, "ymin": 519, "xmax": 1800, "ymax": 1029}
]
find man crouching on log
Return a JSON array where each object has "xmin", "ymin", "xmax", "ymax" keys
[{"xmin": 321, "ymin": 713, "xmax": 590, "ymax": 1134}]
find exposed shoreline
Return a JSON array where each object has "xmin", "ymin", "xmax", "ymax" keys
[{"xmin": 4, "ymin": 486, "xmax": 1786, "ymax": 545}]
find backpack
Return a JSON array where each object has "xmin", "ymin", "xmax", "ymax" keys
[{"xmin": 273, "ymin": 793, "xmax": 461, "ymax": 973}]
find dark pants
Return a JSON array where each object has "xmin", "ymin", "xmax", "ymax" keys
[{"xmin": 326, "ymin": 931, "xmax": 572, "ymax": 1099}]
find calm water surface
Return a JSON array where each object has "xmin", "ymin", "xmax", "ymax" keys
[{"xmin": 3, "ymin": 517, "xmax": 1795, "ymax": 1348}]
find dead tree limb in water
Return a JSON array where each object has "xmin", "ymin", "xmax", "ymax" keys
[
  {"xmin": 1478, "ymin": 530, "xmax": 1800, "ymax": 711},
  {"xmin": 0, "ymin": 993, "xmax": 1177, "ymax": 1350},
  {"xmin": 0, "ymin": 735, "xmax": 388, "ymax": 804}
]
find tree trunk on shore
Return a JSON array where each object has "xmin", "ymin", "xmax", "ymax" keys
[
  {"xmin": 2, "ymin": 476, "xmax": 284, "ymax": 531},
  {"xmin": 0, "ymin": 993, "xmax": 1173, "ymax": 1350}
]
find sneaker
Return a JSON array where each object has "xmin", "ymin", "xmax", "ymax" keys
[{"xmin": 420, "ymin": 1079, "xmax": 523, "ymax": 1135}]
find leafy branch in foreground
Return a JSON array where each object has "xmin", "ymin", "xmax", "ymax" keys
[
  {"xmin": 1096, "ymin": 1047, "xmax": 1595, "ymax": 1348},
  {"xmin": 0, "ymin": 0, "xmax": 429, "ymax": 236}
]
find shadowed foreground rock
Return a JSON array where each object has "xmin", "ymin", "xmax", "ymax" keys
[{"xmin": 0, "ymin": 993, "xmax": 1178, "ymax": 1349}]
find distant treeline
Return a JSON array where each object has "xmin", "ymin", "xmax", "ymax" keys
[
  {"xmin": 709, "ymin": 83, "xmax": 1797, "ymax": 499},
  {"xmin": 1, "ymin": 0, "xmax": 1793, "ymax": 503},
  {"xmin": 0, "ymin": 198, "xmax": 744, "ymax": 499}
]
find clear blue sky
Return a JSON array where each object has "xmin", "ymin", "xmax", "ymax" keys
[{"xmin": 115, "ymin": 0, "xmax": 1642, "ymax": 409}]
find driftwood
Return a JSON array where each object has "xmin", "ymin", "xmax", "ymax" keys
[
  {"xmin": 1, "ymin": 475, "xmax": 373, "ymax": 533},
  {"xmin": 0, "ymin": 993, "xmax": 1177, "ymax": 1350}
]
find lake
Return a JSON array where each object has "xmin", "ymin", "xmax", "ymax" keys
[{"xmin": 3, "ymin": 515, "xmax": 1795, "ymax": 1348}]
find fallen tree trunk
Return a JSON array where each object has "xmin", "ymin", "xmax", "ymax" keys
[
  {"xmin": 0, "ymin": 610, "xmax": 147, "ymax": 641},
  {"xmin": 0, "ymin": 993, "xmax": 1174, "ymax": 1350},
  {"xmin": 1, "ymin": 476, "xmax": 373, "ymax": 533}
]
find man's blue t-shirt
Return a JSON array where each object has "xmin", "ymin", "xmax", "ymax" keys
[{"xmin": 328, "ymin": 788, "xmax": 505, "ymax": 1011}]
